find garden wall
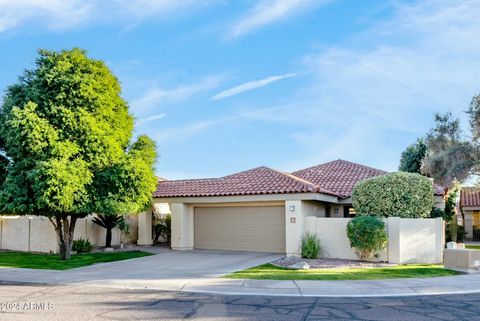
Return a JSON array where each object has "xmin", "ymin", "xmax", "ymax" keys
[
  {"xmin": 304, "ymin": 217, "xmax": 444, "ymax": 264},
  {"xmin": 0, "ymin": 215, "xmax": 138, "ymax": 253}
]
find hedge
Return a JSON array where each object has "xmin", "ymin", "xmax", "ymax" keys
[{"xmin": 352, "ymin": 172, "xmax": 434, "ymax": 218}]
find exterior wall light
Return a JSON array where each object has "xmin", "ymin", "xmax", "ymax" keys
[{"xmin": 289, "ymin": 205, "xmax": 295, "ymax": 212}]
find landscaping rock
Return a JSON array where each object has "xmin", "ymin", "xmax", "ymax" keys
[
  {"xmin": 104, "ymin": 247, "xmax": 114, "ymax": 252},
  {"xmin": 288, "ymin": 261, "xmax": 310, "ymax": 270},
  {"xmin": 274, "ymin": 257, "xmax": 394, "ymax": 270}
]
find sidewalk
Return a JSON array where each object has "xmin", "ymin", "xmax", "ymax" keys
[{"xmin": 2, "ymin": 265, "xmax": 480, "ymax": 297}]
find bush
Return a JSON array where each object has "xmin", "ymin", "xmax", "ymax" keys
[
  {"xmin": 347, "ymin": 216, "xmax": 387, "ymax": 261},
  {"xmin": 72, "ymin": 238, "xmax": 93, "ymax": 253},
  {"xmin": 352, "ymin": 172, "xmax": 434, "ymax": 218},
  {"xmin": 446, "ymin": 223, "xmax": 466, "ymax": 242},
  {"xmin": 154, "ymin": 214, "xmax": 171, "ymax": 243},
  {"xmin": 430, "ymin": 207, "xmax": 448, "ymax": 220},
  {"xmin": 301, "ymin": 233, "xmax": 322, "ymax": 259}
]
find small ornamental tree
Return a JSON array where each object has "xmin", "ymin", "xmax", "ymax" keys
[
  {"xmin": 347, "ymin": 216, "xmax": 387, "ymax": 261},
  {"xmin": 0, "ymin": 48, "xmax": 157, "ymax": 260},
  {"xmin": 352, "ymin": 172, "xmax": 434, "ymax": 218}
]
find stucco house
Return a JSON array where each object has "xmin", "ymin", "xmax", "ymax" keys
[
  {"xmin": 460, "ymin": 187, "xmax": 480, "ymax": 240},
  {"xmin": 138, "ymin": 159, "xmax": 445, "ymax": 257}
]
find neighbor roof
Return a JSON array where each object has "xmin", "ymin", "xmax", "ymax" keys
[
  {"xmin": 154, "ymin": 159, "xmax": 390, "ymax": 199},
  {"xmin": 461, "ymin": 187, "xmax": 480, "ymax": 207}
]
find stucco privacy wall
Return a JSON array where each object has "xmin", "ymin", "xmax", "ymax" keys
[
  {"xmin": 0, "ymin": 215, "xmax": 136, "ymax": 253},
  {"xmin": 305, "ymin": 216, "xmax": 444, "ymax": 264}
]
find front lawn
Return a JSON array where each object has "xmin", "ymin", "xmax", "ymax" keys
[
  {"xmin": 226, "ymin": 263, "xmax": 458, "ymax": 281},
  {"xmin": 466, "ymin": 245, "xmax": 480, "ymax": 250},
  {"xmin": 0, "ymin": 251, "xmax": 152, "ymax": 270}
]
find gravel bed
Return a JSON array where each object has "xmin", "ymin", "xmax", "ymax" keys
[{"xmin": 272, "ymin": 257, "xmax": 396, "ymax": 269}]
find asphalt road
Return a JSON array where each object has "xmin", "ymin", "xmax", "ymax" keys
[{"xmin": 0, "ymin": 283, "xmax": 479, "ymax": 321}]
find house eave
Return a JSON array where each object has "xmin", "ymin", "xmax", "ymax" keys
[{"xmin": 153, "ymin": 192, "xmax": 340, "ymax": 204}]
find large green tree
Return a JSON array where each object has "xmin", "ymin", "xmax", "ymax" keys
[
  {"xmin": 399, "ymin": 138, "xmax": 427, "ymax": 173},
  {"xmin": 0, "ymin": 48, "xmax": 157, "ymax": 260}
]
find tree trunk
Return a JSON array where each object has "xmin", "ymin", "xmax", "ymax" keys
[
  {"xmin": 106, "ymin": 227, "xmax": 112, "ymax": 248},
  {"xmin": 49, "ymin": 215, "xmax": 77, "ymax": 260}
]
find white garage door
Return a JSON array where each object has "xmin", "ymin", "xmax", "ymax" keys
[{"xmin": 194, "ymin": 206, "xmax": 285, "ymax": 253}]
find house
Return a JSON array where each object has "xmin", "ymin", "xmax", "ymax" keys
[
  {"xmin": 138, "ymin": 159, "xmax": 445, "ymax": 256},
  {"xmin": 460, "ymin": 187, "xmax": 480, "ymax": 240}
]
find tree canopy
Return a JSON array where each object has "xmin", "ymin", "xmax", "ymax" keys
[
  {"xmin": 0, "ymin": 48, "xmax": 157, "ymax": 259},
  {"xmin": 399, "ymin": 138, "xmax": 427, "ymax": 173},
  {"xmin": 421, "ymin": 112, "xmax": 477, "ymax": 186}
]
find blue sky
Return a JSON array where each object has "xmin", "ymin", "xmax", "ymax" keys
[{"xmin": 1, "ymin": 0, "xmax": 480, "ymax": 179}]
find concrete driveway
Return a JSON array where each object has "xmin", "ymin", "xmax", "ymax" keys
[{"xmin": 0, "ymin": 248, "xmax": 281, "ymax": 291}]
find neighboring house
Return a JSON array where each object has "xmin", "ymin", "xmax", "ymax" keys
[
  {"xmin": 139, "ymin": 159, "xmax": 445, "ymax": 256},
  {"xmin": 460, "ymin": 187, "xmax": 480, "ymax": 240}
]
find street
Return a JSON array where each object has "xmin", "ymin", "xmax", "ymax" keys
[{"xmin": 0, "ymin": 283, "xmax": 479, "ymax": 321}]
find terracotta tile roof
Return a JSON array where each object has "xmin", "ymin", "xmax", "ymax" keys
[
  {"xmin": 154, "ymin": 159, "xmax": 444, "ymax": 199},
  {"xmin": 461, "ymin": 187, "xmax": 480, "ymax": 207},
  {"xmin": 292, "ymin": 159, "xmax": 387, "ymax": 198},
  {"xmin": 153, "ymin": 166, "xmax": 341, "ymax": 198}
]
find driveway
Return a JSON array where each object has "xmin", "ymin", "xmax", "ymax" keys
[{"xmin": 0, "ymin": 248, "xmax": 281, "ymax": 291}]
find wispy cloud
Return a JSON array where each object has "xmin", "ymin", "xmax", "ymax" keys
[
  {"xmin": 0, "ymin": 0, "xmax": 218, "ymax": 32},
  {"xmin": 211, "ymin": 73, "xmax": 297, "ymax": 100},
  {"xmin": 114, "ymin": 0, "xmax": 218, "ymax": 19},
  {"xmin": 285, "ymin": 0, "xmax": 480, "ymax": 171},
  {"xmin": 137, "ymin": 113, "xmax": 166, "ymax": 124},
  {"xmin": 0, "ymin": 0, "xmax": 93, "ymax": 32},
  {"xmin": 131, "ymin": 75, "xmax": 224, "ymax": 112},
  {"xmin": 228, "ymin": 0, "xmax": 331, "ymax": 39}
]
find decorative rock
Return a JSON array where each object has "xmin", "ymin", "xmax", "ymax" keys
[
  {"xmin": 104, "ymin": 247, "xmax": 114, "ymax": 252},
  {"xmin": 446, "ymin": 242, "xmax": 457, "ymax": 249},
  {"xmin": 288, "ymin": 261, "xmax": 310, "ymax": 270}
]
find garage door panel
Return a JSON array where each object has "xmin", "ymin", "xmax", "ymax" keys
[{"xmin": 194, "ymin": 206, "xmax": 285, "ymax": 253}]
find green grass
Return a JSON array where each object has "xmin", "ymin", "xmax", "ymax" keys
[
  {"xmin": 225, "ymin": 263, "xmax": 459, "ymax": 281},
  {"xmin": 466, "ymin": 245, "xmax": 480, "ymax": 250},
  {"xmin": 0, "ymin": 250, "xmax": 152, "ymax": 270}
]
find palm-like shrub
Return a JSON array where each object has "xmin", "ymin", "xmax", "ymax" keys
[
  {"xmin": 92, "ymin": 214, "xmax": 125, "ymax": 248},
  {"xmin": 347, "ymin": 216, "xmax": 387, "ymax": 261},
  {"xmin": 301, "ymin": 233, "xmax": 322, "ymax": 259}
]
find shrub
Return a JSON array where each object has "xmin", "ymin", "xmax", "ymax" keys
[
  {"xmin": 430, "ymin": 207, "xmax": 448, "ymax": 220},
  {"xmin": 301, "ymin": 233, "xmax": 322, "ymax": 259},
  {"xmin": 154, "ymin": 214, "xmax": 171, "ymax": 243},
  {"xmin": 347, "ymin": 216, "xmax": 387, "ymax": 261},
  {"xmin": 352, "ymin": 172, "xmax": 434, "ymax": 218},
  {"xmin": 446, "ymin": 223, "xmax": 466, "ymax": 242},
  {"xmin": 72, "ymin": 238, "xmax": 93, "ymax": 253}
]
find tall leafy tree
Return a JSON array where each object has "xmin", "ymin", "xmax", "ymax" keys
[
  {"xmin": 399, "ymin": 138, "xmax": 427, "ymax": 173},
  {"xmin": 0, "ymin": 48, "xmax": 157, "ymax": 260},
  {"xmin": 421, "ymin": 112, "xmax": 476, "ymax": 187}
]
